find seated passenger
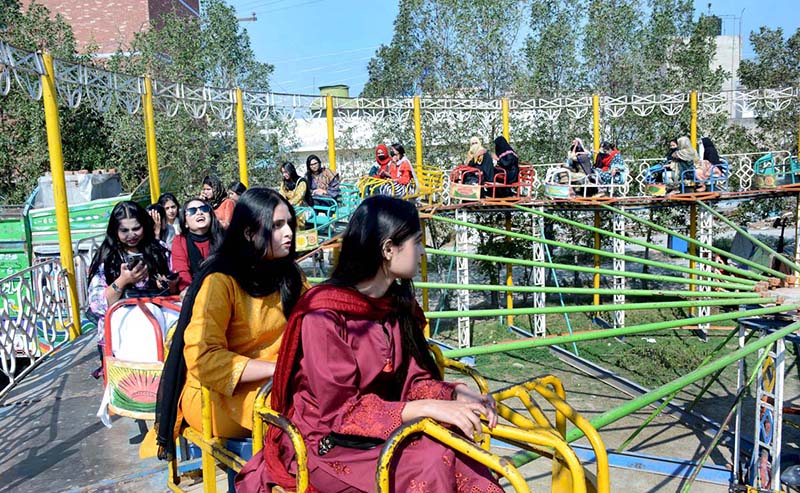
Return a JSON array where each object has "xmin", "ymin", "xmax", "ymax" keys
[
  {"xmin": 369, "ymin": 144, "xmax": 392, "ymax": 178},
  {"xmin": 464, "ymin": 136, "xmax": 493, "ymax": 184},
  {"xmin": 668, "ymin": 136, "xmax": 699, "ymax": 184},
  {"xmin": 201, "ymin": 175, "xmax": 236, "ymax": 229},
  {"xmin": 696, "ymin": 136, "xmax": 724, "ymax": 185},
  {"xmin": 279, "ymin": 162, "xmax": 311, "ymax": 228},
  {"xmin": 567, "ymin": 138, "xmax": 593, "ymax": 177},
  {"xmin": 87, "ymin": 201, "xmax": 178, "ymax": 372},
  {"xmin": 228, "ymin": 181, "xmax": 247, "ymax": 203},
  {"xmin": 146, "ymin": 203, "xmax": 169, "ymax": 247},
  {"xmin": 237, "ymin": 195, "xmax": 502, "ymax": 493},
  {"xmin": 594, "ymin": 141, "xmax": 626, "ymax": 186},
  {"xmin": 158, "ymin": 193, "xmax": 181, "ymax": 247},
  {"xmin": 493, "ymin": 136, "xmax": 520, "ymax": 197},
  {"xmin": 306, "ymin": 154, "xmax": 340, "ymax": 204},
  {"xmin": 155, "ymin": 188, "xmax": 306, "ymax": 455},
  {"xmin": 378, "ymin": 143, "xmax": 415, "ymax": 196},
  {"xmin": 170, "ymin": 198, "xmax": 222, "ymax": 295}
]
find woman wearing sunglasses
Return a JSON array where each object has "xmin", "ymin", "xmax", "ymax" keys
[{"xmin": 170, "ymin": 199, "xmax": 223, "ymax": 295}]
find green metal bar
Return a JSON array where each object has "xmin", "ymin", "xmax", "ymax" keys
[
  {"xmin": 684, "ymin": 328, "xmax": 758, "ymax": 413},
  {"xmin": 514, "ymin": 204, "xmax": 765, "ymax": 282},
  {"xmin": 426, "ymin": 298, "xmax": 773, "ymax": 319},
  {"xmin": 428, "ymin": 215, "xmax": 760, "ymax": 287},
  {"xmin": 680, "ymin": 348, "xmax": 771, "ymax": 493},
  {"xmin": 428, "ymin": 249, "xmax": 757, "ymax": 291},
  {"xmin": 413, "ymin": 281, "xmax": 764, "ymax": 299},
  {"xmin": 697, "ymin": 200, "xmax": 800, "ymax": 275},
  {"xmin": 599, "ymin": 203, "xmax": 784, "ymax": 279},
  {"xmin": 442, "ymin": 304, "xmax": 798, "ymax": 358},
  {"xmin": 617, "ymin": 326, "xmax": 746, "ymax": 452},
  {"xmin": 509, "ymin": 318, "xmax": 800, "ymax": 467}
]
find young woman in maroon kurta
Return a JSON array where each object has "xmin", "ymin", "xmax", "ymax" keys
[
  {"xmin": 169, "ymin": 198, "xmax": 222, "ymax": 294},
  {"xmin": 237, "ymin": 195, "xmax": 502, "ymax": 493}
]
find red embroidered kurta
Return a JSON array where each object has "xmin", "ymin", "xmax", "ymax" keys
[
  {"xmin": 278, "ymin": 309, "xmax": 503, "ymax": 493},
  {"xmin": 169, "ymin": 235, "xmax": 211, "ymax": 292}
]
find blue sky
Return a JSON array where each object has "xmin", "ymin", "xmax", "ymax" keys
[{"xmin": 226, "ymin": 0, "xmax": 798, "ymax": 97}]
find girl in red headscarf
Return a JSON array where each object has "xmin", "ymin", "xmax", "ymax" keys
[{"xmin": 236, "ymin": 195, "xmax": 502, "ymax": 493}]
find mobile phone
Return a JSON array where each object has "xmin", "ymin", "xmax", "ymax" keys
[{"xmin": 126, "ymin": 254, "xmax": 143, "ymax": 270}]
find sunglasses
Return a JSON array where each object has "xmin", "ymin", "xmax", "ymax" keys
[
  {"xmin": 309, "ymin": 161, "xmax": 320, "ymax": 166},
  {"xmin": 186, "ymin": 204, "xmax": 211, "ymax": 216}
]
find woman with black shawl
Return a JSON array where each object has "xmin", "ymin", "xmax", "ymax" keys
[
  {"xmin": 169, "ymin": 198, "xmax": 222, "ymax": 295},
  {"xmin": 200, "ymin": 175, "xmax": 236, "ymax": 228},
  {"xmin": 493, "ymin": 136, "xmax": 520, "ymax": 197},
  {"xmin": 155, "ymin": 188, "xmax": 306, "ymax": 459}
]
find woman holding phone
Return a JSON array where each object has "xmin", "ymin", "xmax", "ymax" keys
[{"xmin": 87, "ymin": 201, "xmax": 178, "ymax": 376}]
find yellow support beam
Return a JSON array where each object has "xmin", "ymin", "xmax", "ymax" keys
[
  {"xmin": 593, "ymin": 211, "xmax": 601, "ymax": 306},
  {"xmin": 690, "ymin": 90, "xmax": 698, "ymax": 150},
  {"xmin": 200, "ymin": 386, "xmax": 217, "ymax": 493},
  {"xmin": 142, "ymin": 76, "xmax": 160, "ymax": 203},
  {"xmin": 420, "ymin": 218, "xmax": 429, "ymax": 315},
  {"xmin": 413, "ymin": 96, "xmax": 423, "ymax": 167},
  {"xmin": 506, "ymin": 213, "xmax": 514, "ymax": 326},
  {"xmin": 235, "ymin": 88, "xmax": 249, "ymax": 187},
  {"xmin": 592, "ymin": 94, "xmax": 601, "ymax": 153},
  {"xmin": 502, "ymin": 97, "xmax": 510, "ymax": 141},
  {"xmin": 325, "ymin": 94, "xmax": 337, "ymax": 173},
  {"xmin": 41, "ymin": 52, "xmax": 81, "ymax": 341}
]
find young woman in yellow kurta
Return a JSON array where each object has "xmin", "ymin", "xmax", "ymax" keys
[{"xmin": 156, "ymin": 188, "xmax": 306, "ymax": 457}]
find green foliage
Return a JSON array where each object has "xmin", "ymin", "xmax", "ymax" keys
[{"xmin": 739, "ymin": 27, "xmax": 800, "ymax": 151}]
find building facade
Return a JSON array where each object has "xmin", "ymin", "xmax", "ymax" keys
[{"xmin": 21, "ymin": 0, "xmax": 200, "ymax": 57}]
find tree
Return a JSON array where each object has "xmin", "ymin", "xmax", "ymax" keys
[
  {"xmin": 103, "ymin": 0, "xmax": 279, "ymax": 197},
  {"xmin": 738, "ymin": 27, "xmax": 800, "ymax": 151},
  {"xmin": 0, "ymin": 1, "xmax": 111, "ymax": 203}
]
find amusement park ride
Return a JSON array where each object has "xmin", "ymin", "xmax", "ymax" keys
[{"xmin": 2, "ymin": 39, "xmax": 800, "ymax": 493}]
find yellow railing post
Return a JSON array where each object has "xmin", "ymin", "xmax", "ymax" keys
[
  {"xmin": 41, "ymin": 52, "xmax": 81, "ymax": 341},
  {"xmin": 592, "ymin": 94, "xmax": 601, "ymax": 153},
  {"xmin": 420, "ymin": 218, "xmax": 429, "ymax": 315},
  {"xmin": 593, "ymin": 211, "xmax": 601, "ymax": 307},
  {"xmin": 506, "ymin": 213, "xmax": 514, "ymax": 326},
  {"xmin": 142, "ymin": 76, "xmax": 160, "ymax": 203},
  {"xmin": 413, "ymin": 96, "xmax": 423, "ymax": 167},
  {"xmin": 690, "ymin": 90, "xmax": 698, "ymax": 150},
  {"xmin": 235, "ymin": 88, "xmax": 249, "ymax": 187},
  {"xmin": 501, "ymin": 97, "xmax": 510, "ymax": 141},
  {"xmin": 325, "ymin": 94, "xmax": 337, "ymax": 173}
]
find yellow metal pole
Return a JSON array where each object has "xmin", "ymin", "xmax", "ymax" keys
[
  {"xmin": 690, "ymin": 91, "xmax": 698, "ymax": 150},
  {"xmin": 325, "ymin": 94, "xmax": 337, "ymax": 173},
  {"xmin": 200, "ymin": 386, "xmax": 217, "ymax": 493},
  {"xmin": 505, "ymin": 213, "xmax": 514, "ymax": 326},
  {"xmin": 413, "ymin": 96, "xmax": 423, "ymax": 167},
  {"xmin": 142, "ymin": 76, "xmax": 160, "ymax": 203},
  {"xmin": 592, "ymin": 94, "xmax": 601, "ymax": 153},
  {"xmin": 41, "ymin": 52, "xmax": 81, "ymax": 341},
  {"xmin": 593, "ymin": 211, "xmax": 601, "ymax": 306},
  {"xmin": 235, "ymin": 88, "xmax": 249, "ymax": 187},
  {"xmin": 420, "ymin": 218, "xmax": 429, "ymax": 314},
  {"xmin": 501, "ymin": 97, "xmax": 510, "ymax": 141}
]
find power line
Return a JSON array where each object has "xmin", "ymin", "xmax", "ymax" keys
[{"xmin": 270, "ymin": 46, "xmax": 379, "ymax": 65}]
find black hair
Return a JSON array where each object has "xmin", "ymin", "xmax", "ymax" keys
[
  {"xmin": 178, "ymin": 198, "xmax": 223, "ymax": 249},
  {"xmin": 228, "ymin": 181, "xmax": 247, "ymax": 196},
  {"xmin": 157, "ymin": 192, "xmax": 180, "ymax": 212},
  {"xmin": 390, "ymin": 143, "xmax": 405, "ymax": 158},
  {"xmin": 202, "ymin": 175, "xmax": 226, "ymax": 209},
  {"xmin": 146, "ymin": 203, "xmax": 169, "ymax": 241},
  {"xmin": 282, "ymin": 162, "xmax": 312, "ymax": 205},
  {"xmin": 88, "ymin": 200, "xmax": 170, "ymax": 288},
  {"xmin": 198, "ymin": 187, "xmax": 303, "ymax": 315},
  {"xmin": 328, "ymin": 195, "xmax": 438, "ymax": 377},
  {"xmin": 305, "ymin": 155, "xmax": 323, "ymax": 176}
]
